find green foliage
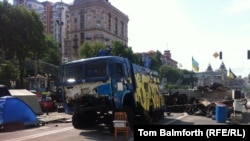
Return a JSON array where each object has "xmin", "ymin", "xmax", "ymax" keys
[
  {"xmin": 244, "ymin": 87, "xmax": 250, "ymax": 95},
  {"xmin": 41, "ymin": 34, "xmax": 60, "ymax": 65},
  {"xmin": 78, "ymin": 40, "xmax": 137, "ymax": 63},
  {"xmin": 0, "ymin": 60, "xmax": 19, "ymax": 86},
  {"xmin": 159, "ymin": 65, "xmax": 194, "ymax": 89},
  {"xmin": 150, "ymin": 50, "xmax": 162, "ymax": 71},
  {"xmin": 165, "ymin": 83, "xmax": 178, "ymax": 90},
  {"xmin": 0, "ymin": 3, "xmax": 46, "ymax": 88},
  {"xmin": 159, "ymin": 65, "xmax": 181, "ymax": 82},
  {"xmin": 111, "ymin": 41, "xmax": 136, "ymax": 62},
  {"xmin": 78, "ymin": 42, "xmax": 105, "ymax": 58}
]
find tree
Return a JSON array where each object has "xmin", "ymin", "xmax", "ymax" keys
[
  {"xmin": 0, "ymin": 2, "xmax": 15, "ymax": 59},
  {"xmin": 78, "ymin": 40, "xmax": 137, "ymax": 62},
  {"xmin": 159, "ymin": 65, "xmax": 182, "ymax": 83},
  {"xmin": 0, "ymin": 60, "xmax": 19, "ymax": 88},
  {"xmin": 0, "ymin": 3, "xmax": 45, "ymax": 88},
  {"xmin": 23, "ymin": 34, "xmax": 60, "ymax": 86},
  {"xmin": 78, "ymin": 42, "xmax": 106, "ymax": 58},
  {"xmin": 150, "ymin": 50, "xmax": 162, "ymax": 71},
  {"xmin": 41, "ymin": 34, "xmax": 61, "ymax": 65},
  {"xmin": 36, "ymin": 34, "xmax": 61, "ymax": 79},
  {"xmin": 111, "ymin": 41, "xmax": 137, "ymax": 62},
  {"xmin": 159, "ymin": 65, "xmax": 195, "ymax": 89},
  {"xmin": 181, "ymin": 69, "xmax": 194, "ymax": 86}
]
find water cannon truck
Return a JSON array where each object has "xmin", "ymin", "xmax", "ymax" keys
[{"xmin": 59, "ymin": 55, "xmax": 166, "ymax": 130}]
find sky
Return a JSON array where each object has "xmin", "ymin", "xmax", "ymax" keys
[{"xmin": 6, "ymin": 0, "xmax": 250, "ymax": 77}]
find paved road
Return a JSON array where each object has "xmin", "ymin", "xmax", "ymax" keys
[
  {"xmin": 1, "ymin": 107, "xmax": 249, "ymax": 141},
  {"xmin": 158, "ymin": 111, "xmax": 250, "ymax": 125},
  {"xmin": 1, "ymin": 97, "xmax": 250, "ymax": 141}
]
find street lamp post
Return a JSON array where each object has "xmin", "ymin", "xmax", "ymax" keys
[
  {"xmin": 56, "ymin": 0, "xmax": 64, "ymax": 63},
  {"xmin": 56, "ymin": 20, "xmax": 63, "ymax": 48}
]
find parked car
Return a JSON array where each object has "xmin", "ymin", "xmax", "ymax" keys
[
  {"xmin": 0, "ymin": 85, "xmax": 11, "ymax": 97},
  {"xmin": 31, "ymin": 90, "xmax": 55, "ymax": 112}
]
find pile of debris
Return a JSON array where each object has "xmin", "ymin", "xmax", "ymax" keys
[
  {"xmin": 163, "ymin": 85, "xmax": 235, "ymax": 119},
  {"xmin": 197, "ymin": 83, "xmax": 230, "ymax": 93},
  {"xmin": 184, "ymin": 97, "xmax": 234, "ymax": 119}
]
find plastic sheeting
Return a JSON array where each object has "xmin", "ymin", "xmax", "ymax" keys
[{"xmin": 9, "ymin": 89, "xmax": 43, "ymax": 115}]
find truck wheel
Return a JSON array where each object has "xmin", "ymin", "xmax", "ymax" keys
[
  {"xmin": 149, "ymin": 106, "xmax": 163, "ymax": 122},
  {"xmin": 137, "ymin": 110, "xmax": 153, "ymax": 125},
  {"xmin": 72, "ymin": 113, "xmax": 84, "ymax": 129},
  {"xmin": 72, "ymin": 112, "xmax": 96, "ymax": 129},
  {"xmin": 158, "ymin": 109, "xmax": 165, "ymax": 120},
  {"xmin": 82, "ymin": 111, "xmax": 96, "ymax": 127}
]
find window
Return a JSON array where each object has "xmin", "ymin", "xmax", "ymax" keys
[
  {"xmin": 96, "ymin": 7, "xmax": 101, "ymax": 14},
  {"xmin": 87, "ymin": 15, "xmax": 91, "ymax": 21},
  {"xmin": 84, "ymin": 60, "xmax": 108, "ymax": 78},
  {"xmin": 114, "ymin": 62, "xmax": 124, "ymax": 78},
  {"xmin": 63, "ymin": 60, "xmax": 108, "ymax": 83},
  {"xmin": 65, "ymin": 64, "xmax": 83, "ymax": 81}
]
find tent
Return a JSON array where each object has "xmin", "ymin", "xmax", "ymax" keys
[
  {"xmin": 9, "ymin": 89, "xmax": 43, "ymax": 115},
  {"xmin": 0, "ymin": 96, "xmax": 39, "ymax": 126}
]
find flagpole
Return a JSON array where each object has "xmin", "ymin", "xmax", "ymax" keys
[
  {"xmin": 191, "ymin": 57, "xmax": 194, "ymax": 88},
  {"xmin": 191, "ymin": 57, "xmax": 193, "ymax": 88},
  {"xmin": 191, "ymin": 70, "xmax": 194, "ymax": 88}
]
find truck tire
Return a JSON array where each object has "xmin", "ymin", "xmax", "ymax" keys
[
  {"xmin": 72, "ymin": 113, "xmax": 84, "ymax": 129},
  {"xmin": 72, "ymin": 112, "xmax": 96, "ymax": 129},
  {"xmin": 149, "ymin": 105, "xmax": 159, "ymax": 122},
  {"xmin": 158, "ymin": 109, "xmax": 165, "ymax": 120},
  {"xmin": 136, "ymin": 110, "xmax": 153, "ymax": 125}
]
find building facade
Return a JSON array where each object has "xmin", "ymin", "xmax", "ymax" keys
[
  {"xmin": 195, "ymin": 62, "xmax": 229, "ymax": 87},
  {"xmin": 13, "ymin": 0, "xmax": 53, "ymax": 34},
  {"xmin": 161, "ymin": 50, "xmax": 178, "ymax": 68},
  {"xmin": 52, "ymin": 1, "xmax": 69, "ymax": 62},
  {"xmin": 13, "ymin": 0, "xmax": 128, "ymax": 62},
  {"xmin": 66, "ymin": 0, "xmax": 129, "ymax": 61}
]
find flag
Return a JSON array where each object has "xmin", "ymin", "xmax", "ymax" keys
[
  {"xmin": 229, "ymin": 68, "xmax": 237, "ymax": 79},
  {"xmin": 192, "ymin": 56, "xmax": 199, "ymax": 72}
]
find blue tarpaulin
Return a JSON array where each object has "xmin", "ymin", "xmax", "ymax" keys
[{"xmin": 0, "ymin": 96, "xmax": 39, "ymax": 126}]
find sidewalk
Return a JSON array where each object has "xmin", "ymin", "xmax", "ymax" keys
[{"xmin": 37, "ymin": 112, "xmax": 72, "ymax": 125}]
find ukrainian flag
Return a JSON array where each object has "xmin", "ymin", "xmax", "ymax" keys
[
  {"xmin": 192, "ymin": 56, "xmax": 199, "ymax": 72},
  {"xmin": 229, "ymin": 68, "xmax": 237, "ymax": 79}
]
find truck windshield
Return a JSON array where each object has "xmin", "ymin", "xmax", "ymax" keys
[{"xmin": 63, "ymin": 60, "xmax": 108, "ymax": 83}]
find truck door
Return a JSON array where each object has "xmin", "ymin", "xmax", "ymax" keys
[{"xmin": 112, "ymin": 61, "xmax": 127, "ymax": 109}]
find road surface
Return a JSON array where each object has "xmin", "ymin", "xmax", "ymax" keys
[{"xmin": 0, "ymin": 111, "xmax": 249, "ymax": 141}]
